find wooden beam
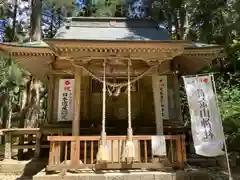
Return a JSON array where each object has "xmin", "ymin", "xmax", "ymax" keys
[
  {"xmin": 61, "ymin": 51, "xmax": 178, "ymax": 60},
  {"xmin": 72, "ymin": 66, "xmax": 82, "ymax": 136},
  {"xmin": 46, "ymin": 163, "xmax": 167, "ymax": 172}
]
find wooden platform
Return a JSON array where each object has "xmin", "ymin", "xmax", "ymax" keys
[{"xmin": 33, "ymin": 170, "xmax": 209, "ymax": 180}]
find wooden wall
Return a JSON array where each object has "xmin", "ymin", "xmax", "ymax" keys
[{"xmin": 50, "ymin": 74, "xmax": 181, "ymax": 126}]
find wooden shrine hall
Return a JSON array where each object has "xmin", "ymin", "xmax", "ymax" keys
[{"xmin": 0, "ymin": 17, "xmax": 224, "ymax": 172}]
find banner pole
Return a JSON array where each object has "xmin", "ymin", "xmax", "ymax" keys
[{"xmin": 211, "ymin": 73, "xmax": 233, "ymax": 180}]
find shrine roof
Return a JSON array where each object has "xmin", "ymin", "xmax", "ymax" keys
[
  {"xmin": 0, "ymin": 19, "xmax": 225, "ymax": 82},
  {"xmin": 53, "ymin": 17, "xmax": 172, "ymax": 41},
  {"xmin": 0, "ymin": 41, "xmax": 54, "ymax": 55}
]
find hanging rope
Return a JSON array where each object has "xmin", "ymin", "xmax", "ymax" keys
[
  {"xmin": 127, "ymin": 59, "xmax": 133, "ymax": 140},
  {"xmin": 81, "ymin": 64, "xmax": 157, "ymax": 87},
  {"xmin": 123, "ymin": 59, "xmax": 135, "ymax": 162},
  {"xmin": 72, "ymin": 61, "xmax": 172, "ymax": 87},
  {"xmin": 97, "ymin": 59, "xmax": 109, "ymax": 162}
]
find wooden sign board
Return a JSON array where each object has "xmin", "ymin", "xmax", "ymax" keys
[
  {"xmin": 151, "ymin": 136, "xmax": 167, "ymax": 156},
  {"xmin": 57, "ymin": 79, "xmax": 75, "ymax": 122}
]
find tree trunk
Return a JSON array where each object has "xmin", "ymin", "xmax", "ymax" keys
[
  {"xmin": 11, "ymin": 0, "xmax": 18, "ymax": 41},
  {"xmin": 179, "ymin": 7, "xmax": 186, "ymax": 39},
  {"xmin": 18, "ymin": 76, "xmax": 32, "ymax": 159},
  {"xmin": 0, "ymin": 92, "xmax": 7, "ymax": 129},
  {"xmin": 30, "ymin": 0, "xmax": 42, "ymax": 41},
  {"xmin": 167, "ymin": 12, "xmax": 172, "ymax": 35},
  {"xmin": 173, "ymin": 10, "xmax": 180, "ymax": 40},
  {"xmin": 6, "ymin": 97, "xmax": 12, "ymax": 129},
  {"xmin": 27, "ymin": 0, "xmax": 42, "ymax": 127},
  {"xmin": 17, "ymin": 0, "xmax": 43, "ymax": 160},
  {"xmin": 18, "ymin": 76, "xmax": 41, "ymax": 159},
  {"xmin": 25, "ymin": 77, "xmax": 41, "ymax": 128}
]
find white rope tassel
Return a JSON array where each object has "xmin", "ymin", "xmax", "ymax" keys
[
  {"xmin": 97, "ymin": 59, "xmax": 109, "ymax": 162},
  {"xmin": 124, "ymin": 59, "xmax": 135, "ymax": 162}
]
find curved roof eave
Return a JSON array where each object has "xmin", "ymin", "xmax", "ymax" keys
[{"xmin": 0, "ymin": 42, "xmax": 55, "ymax": 82}]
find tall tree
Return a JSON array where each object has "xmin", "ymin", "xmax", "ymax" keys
[
  {"xmin": 30, "ymin": 0, "xmax": 41, "ymax": 41},
  {"xmin": 16, "ymin": 0, "xmax": 43, "ymax": 130}
]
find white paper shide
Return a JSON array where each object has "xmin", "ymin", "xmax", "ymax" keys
[
  {"xmin": 183, "ymin": 75, "xmax": 225, "ymax": 157},
  {"xmin": 57, "ymin": 79, "xmax": 75, "ymax": 122}
]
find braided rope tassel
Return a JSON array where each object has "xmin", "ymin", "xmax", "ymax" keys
[
  {"xmin": 97, "ymin": 59, "xmax": 109, "ymax": 162},
  {"xmin": 123, "ymin": 59, "xmax": 135, "ymax": 163}
]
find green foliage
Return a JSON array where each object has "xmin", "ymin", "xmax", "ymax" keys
[
  {"xmin": 91, "ymin": 0, "xmax": 124, "ymax": 17},
  {"xmin": 0, "ymin": 55, "xmax": 24, "ymax": 127},
  {"xmin": 0, "ymin": 56, "xmax": 23, "ymax": 88},
  {"xmin": 214, "ymin": 71, "xmax": 240, "ymax": 133},
  {"xmin": 215, "ymin": 73, "xmax": 240, "ymax": 149},
  {"xmin": 217, "ymin": 39, "xmax": 240, "ymax": 137}
]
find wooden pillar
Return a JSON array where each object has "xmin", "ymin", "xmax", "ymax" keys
[
  {"xmin": 47, "ymin": 75, "xmax": 54, "ymax": 123},
  {"xmin": 152, "ymin": 73, "xmax": 163, "ymax": 135},
  {"xmin": 35, "ymin": 131, "xmax": 41, "ymax": 158},
  {"xmin": 152, "ymin": 73, "xmax": 171, "ymax": 166},
  {"xmin": 173, "ymin": 75, "xmax": 183, "ymax": 122},
  {"xmin": 72, "ymin": 66, "xmax": 82, "ymax": 136},
  {"xmin": 83, "ymin": 76, "xmax": 89, "ymax": 120}
]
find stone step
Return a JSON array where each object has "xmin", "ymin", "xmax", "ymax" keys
[{"xmin": 187, "ymin": 157, "xmax": 218, "ymax": 167}]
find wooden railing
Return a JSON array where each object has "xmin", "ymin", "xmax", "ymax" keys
[
  {"xmin": 47, "ymin": 135, "xmax": 186, "ymax": 171},
  {"xmin": 0, "ymin": 128, "xmax": 42, "ymax": 159},
  {"xmin": 0, "ymin": 128, "xmax": 66, "ymax": 160}
]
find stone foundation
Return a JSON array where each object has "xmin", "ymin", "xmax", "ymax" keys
[
  {"xmin": 0, "ymin": 159, "xmax": 209, "ymax": 180},
  {"xmin": 0, "ymin": 159, "xmax": 31, "ymax": 174},
  {"xmin": 33, "ymin": 171, "xmax": 209, "ymax": 180}
]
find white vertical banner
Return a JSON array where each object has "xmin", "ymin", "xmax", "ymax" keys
[
  {"xmin": 57, "ymin": 79, "xmax": 75, "ymax": 122},
  {"xmin": 158, "ymin": 76, "xmax": 169, "ymax": 119},
  {"xmin": 183, "ymin": 75, "xmax": 225, "ymax": 157}
]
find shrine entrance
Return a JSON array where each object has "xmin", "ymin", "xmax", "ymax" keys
[
  {"xmin": 89, "ymin": 77, "xmax": 151, "ymax": 135},
  {"xmin": 0, "ymin": 17, "xmax": 224, "ymax": 173}
]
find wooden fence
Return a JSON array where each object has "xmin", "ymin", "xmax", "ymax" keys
[
  {"xmin": 47, "ymin": 135, "xmax": 186, "ymax": 171},
  {"xmin": 0, "ymin": 128, "xmax": 69, "ymax": 160}
]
